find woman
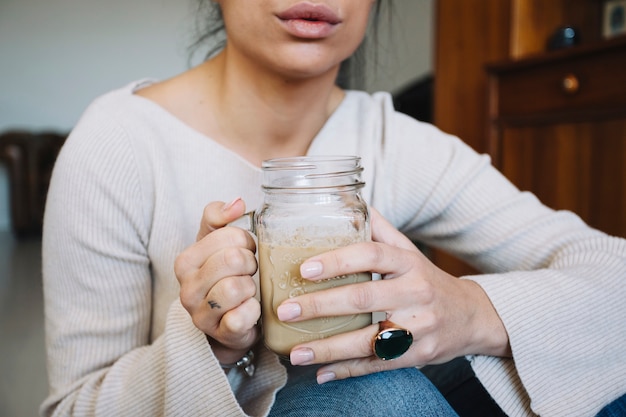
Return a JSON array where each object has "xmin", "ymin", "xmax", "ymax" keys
[{"xmin": 41, "ymin": 1, "xmax": 626, "ymax": 416}]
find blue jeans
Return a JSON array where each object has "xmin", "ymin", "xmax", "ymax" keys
[
  {"xmin": 596, "ymin": 393, "xmax": 626, "ymax": 417},
  {"xmin": 421, "ymin": 357, "xmax": 506, "ymax": 416},
  {"xmin": 269, "ymin": 363, "xmax": 458, "ymax": 417}
]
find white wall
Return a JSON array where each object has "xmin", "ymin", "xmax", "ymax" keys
[
  {"xmin": 0, "ymin": 0, "xmax": 433, "ymax": 231},
  {"xmin": 0, "ymin": 0, "xmax": 196, "ymax": 231},
  {"xmin": 365, "ymin": 0, "xmax": 434, "ymax": 94}
]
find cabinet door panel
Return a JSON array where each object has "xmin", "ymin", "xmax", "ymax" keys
[{"xmin": 500, "ymin": 119, "xmax": 626, "ymax": 237}]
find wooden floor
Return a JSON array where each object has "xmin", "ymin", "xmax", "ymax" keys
[{"xmin": 0, "ymin": 231, "xmax": 47, "ymax": 417}]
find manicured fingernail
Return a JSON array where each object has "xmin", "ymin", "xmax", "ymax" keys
[
  {"xmin": 317, "ymin": 371, "xmax": 336, "ymax": 384},
  {"xmin": 300, "ymin": 261, "xmax": 323, "ymax": 278},
  {"xmin": 290, "ymin": 348, "xmax": 314, "ymax": 366},
  {"xmin": 277, "ymin": 303, "xmax": 301, "ymax": 321},
  {"xmin": 222, "ymin": 197, "xmax": 241, "ymax": 212}
]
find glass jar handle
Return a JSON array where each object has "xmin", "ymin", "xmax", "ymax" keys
[{"xmin": 227, "ymin": 211, "xmax": 257, "ymax": 235}]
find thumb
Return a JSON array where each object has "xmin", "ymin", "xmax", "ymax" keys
[{"xmin": 196, "ymin": 198, "xmax": 247, "ymax": 241}]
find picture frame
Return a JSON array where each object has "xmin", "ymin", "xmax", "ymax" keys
[{"xmin": 603, "ymin": 0, "xmax": 626, "ymax": 39}]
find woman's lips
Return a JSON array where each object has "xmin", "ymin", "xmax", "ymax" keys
[{"xmin": 276, "ymin": 3, "xmax": 342, "ymax": 39}]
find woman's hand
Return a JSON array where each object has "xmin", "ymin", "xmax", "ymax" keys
[
  {"xmin": 175, "ymin": 198, "xmax": 261, "ymax": 365},
  {"xmin": 276, "ymin": 208, "xmax": 511, "ymax": 383}
]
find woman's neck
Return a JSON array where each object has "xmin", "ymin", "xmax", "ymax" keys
[{"xmin": 206, "ymin": 50, "xmax": 345, "ymax": 164}]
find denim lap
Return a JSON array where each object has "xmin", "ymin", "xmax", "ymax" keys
[{"xmin": 269, "ymin": 365, "xmax": 458, "ymax": 417}]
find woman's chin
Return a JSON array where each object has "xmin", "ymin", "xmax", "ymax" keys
[{"xmin": 267, "ymin": 49, "xmax": 344, "ymax": 81}]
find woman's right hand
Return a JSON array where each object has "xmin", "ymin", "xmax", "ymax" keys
[{"xmin": 174, "ymin": 198, "xmax": 261, "ymax": 365}]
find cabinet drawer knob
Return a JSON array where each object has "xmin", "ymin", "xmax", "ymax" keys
[{"xmin": 562, "ymin": 74, "xmax": 580, "ymax": 94}]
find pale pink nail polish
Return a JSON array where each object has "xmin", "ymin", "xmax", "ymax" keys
[
  {"xmin": 290, "ymin": 348, "xmax": 314, "ymax": 366},
  {"xmin": 300, "ymin": 261, "xmax": 323, "ymax": 278},
  {"xmin": 277, "ymin": 303, "xmax": 301, "ymax": 321},
  {"xmin": 222, "ymin": 197, "xmax": 242, "ymax": 212},
  {"xmin": 317, "ymin": 371, "xmax": 336, "ymax": 384}
]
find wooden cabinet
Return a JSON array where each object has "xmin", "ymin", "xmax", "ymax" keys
[
  {"xmin": 487, "ymin": 37, "xmax": 626, "ymax": 238},
  {"xmin": 433, "ymin": 0, "xmax": 625, "ymax": 275}
]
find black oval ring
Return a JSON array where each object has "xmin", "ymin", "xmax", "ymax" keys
[{"xmin": 372, "ymin": 320, "xmax": 413, "ymax": 361}]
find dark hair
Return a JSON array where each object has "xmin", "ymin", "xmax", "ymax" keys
[
  {"xmin": 187, "ymin": 1, "xmax": 390, "ymax": 90},
  {"xmin": 188, "ymin": 2, "xmax": 225, "ymax": 63}
]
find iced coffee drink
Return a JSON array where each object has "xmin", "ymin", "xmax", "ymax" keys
[{"xmin": 259, "ymin": 241, "xmax": 372, "ymax": 356}]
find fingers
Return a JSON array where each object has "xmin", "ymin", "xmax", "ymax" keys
[
  {"xmin": 178, "ymin": 239, "xmax": 260, "ymax": 349},
  {"xmin": 296, "ymin": 209, "xmax": 429, "ymax": 284},
  {"xmin": 188, "ymin": 274, "xmax": 258, "ymax": 332},
  {"xmin": 300, "ymin": 239, "xmax": 418, "ymax": 282},
  {"xmin": 197, "ymin": 198, "xmax": 247, "ymax": 241},
  {"xmin": 288, "ymin": 323, "xmax": 421, "ymax": 381},
  {"xmin": 204, "ymin": 274, "xmax": 258, "ymax": 319},
  {"xmin": 314, "ymin": 356, "xmax": 413, "ymax": 384},
  {"xmin": 277, "ymin": 278, "xmax": 420, "ymax": 323},
  {"xmin": 178, "ymin": 235, "xmax": 257, "ymax": 309},
  {"xmin": 205, "ymin": 294, "xmax": 262, "ymax": 361},
  {"xmin": 207, "ymin": 283, "xmax": 262, "ymax": 348},
  {"xmin": 277, "ymin": 209, "xmax": 433, "ymax": 322},
  {"xmin": 175, "ymin": 226, "xmax": 257, "ymax": 284},
  {"xmin": 289, "ymin": 324, "xmax": 378, "ymax": 365}
]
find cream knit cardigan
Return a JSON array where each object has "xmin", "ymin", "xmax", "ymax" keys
[{"xmin": 41, "ymin": 81, "xmax": 626, "ymax": 417}]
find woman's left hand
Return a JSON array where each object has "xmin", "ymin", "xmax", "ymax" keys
[{"xmin": 276, "ymin": 208, "xmax": 511, "ymax": 384}]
